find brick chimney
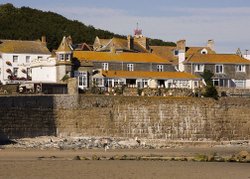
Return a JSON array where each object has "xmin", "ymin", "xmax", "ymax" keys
[
  {"xmin": 207, "ymin": 40, "xmax": 215, "ymax": 51},
  {"xmin": 127, "ymin": 35, "xmax": 134, "ymax": 50}
]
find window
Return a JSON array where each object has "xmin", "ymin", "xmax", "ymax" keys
[
  {"xmin": 194, "ymin": 64, "xmax": 204, "ymax": 72},
  {"xmin": 27, "ymin": 68, "xmax": 31, "ymax": 76},
  {"xmin": 127, "ymin": 64, "xmax": 134, "ymax": 71},
  {"xmin": 215, "ymin": 64, "xmax": 224, "ymax": 74},
  {"xmin": 157, "ymin": 65, "xmax": 164, "ymax": 72},
  {"xmin": 75, "ymin": 71, "xmax": 88, "ymax": 88},
  {"xmin": 59, "ymin": 54, "xmax": 64, "ymax": 61},
  {"xmin": 236, "ymin": 65, "xmax": 246, "ymax": 72},
  {"xmin": 13, "ymin": 68, "xmax": 18, "ymax": 77},
  {"xmin": 13, "ymin": 56, "xmax": 18, "ymax": 63},
  {"xmin": 94, "ymin": 78, "xmax": 104, "ymax": 87},
  {"xmin": 201, "ymin": 49, "xmax": 208, "ymax": 54},
  {"xmin": 173, "ymin": 50, "xmax": 179, "ymax": 56},
  {"xmin": 65, "ymin": 54, "xmax": 71, "ymax": 61},
  {"xmin": 234, "ymin": 80, "xmax": 246, "ymax": 88},
  {"xmin": 26, "ymin": 56, "xmax": 31, "ymax": 63},
  {"xmin": 102, "ymin": 63, "xmax": 109, "ymax": 71}
]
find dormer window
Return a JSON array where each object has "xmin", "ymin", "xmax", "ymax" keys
[{"xmin": 201, "ymin": 49, "xmax": 208, "ymax": 54}]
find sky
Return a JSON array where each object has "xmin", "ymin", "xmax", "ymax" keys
[{"xmin": 1, "ymin": 0, "xmax": 250, "ymax": 53}]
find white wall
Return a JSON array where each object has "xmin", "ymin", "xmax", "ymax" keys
[
  {"xmin": 246, "ymin": 79, "xmax": 250, "ymax": 89},
  {"xmin": 178, "ymin": 51, "xmax": 185, "ymax": 72},
  {"xmin": 0, "ymin": 53, "xmax": 50, "ymax": 84},
  {"xmin": 32, "ymin": 66, "xmax": 57, "ymax": 83},
  {"xmin": 243, "ymin": 55, "xmax": 250, "ymax": 60}
]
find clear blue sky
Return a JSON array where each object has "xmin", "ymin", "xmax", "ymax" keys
[{"xmin": 2, "ymin": 0, "xmax": 250, "ymax": 53}]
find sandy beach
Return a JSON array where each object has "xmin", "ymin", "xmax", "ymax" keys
[{"xmin": 0, "ymin": 147, "xmax": 249, "ymax": 179}]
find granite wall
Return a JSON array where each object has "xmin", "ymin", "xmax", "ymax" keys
[{"xmin": 0, "ymin": 95, "xmax": 250, "ymax": 141}]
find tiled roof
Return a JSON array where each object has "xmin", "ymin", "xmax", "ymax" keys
[
  {"xmin": 95, "ymin": 37, "xmax": 148, "ymax": 53},
  {"xmin": 186, "ymin": 47, "xmax": 215, "ymax": 57},
  {"xmin": 186, "ymin": 54, "xmax": 250, "ymax": 64},
  {"xmin": 102, "ymin": 70, "xmax": 200, "ymax": 79},
  {"xmin": 73, "ymin": 51, "xmax": 171, "ymax": 64},
  {"xmin": 150, "ymin": 46, "xmax": 178, "ymax": 63},
  {"xmin": 0, "ymin": 40, "xmax": 51, "ymax": 54}
]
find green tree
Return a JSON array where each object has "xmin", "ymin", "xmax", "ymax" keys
[
  {"xmin": 0, "ymin": 3, "xmax": 176, "ymax": 51},
  {"xmin": 200, "ymin": 70, "xmax": 218, "ymax": 100}
]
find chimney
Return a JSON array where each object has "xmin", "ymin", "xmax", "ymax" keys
[
  {"xmin": 127, "ymin": 35, "xmax": 134, "ymax": 50},
  {"xmin": 177, "ymin": 40, "xmax": 186, "ymax": 52},
  {"xmin": 207, "ymin": 40, "xmax": 215, "ymax": 51},
  {"xmin": 41, "ymin": 36, "xmax": 46, "ymax": 46},
  {"xmin": 110, "ymin": 46, "xmax": 116, "ymax": 53}
]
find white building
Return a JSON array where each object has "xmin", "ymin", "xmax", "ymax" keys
[
  {"xmin": 31, "ymin": 36, "xmax": 72, "ymax": 83},
  {"xmin": 0, "ymin": 39, "xmax": 51, "ymax": 84}
]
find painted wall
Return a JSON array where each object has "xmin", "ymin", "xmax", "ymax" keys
[{"xmin": 0, "ymin": 53, "xmax": 50, "ymax": 84}]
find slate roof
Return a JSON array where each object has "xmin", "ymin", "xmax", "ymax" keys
[
  {"xmin": 0, "ymin": 40, "xmax": 51, "ymax": 54},
  {"xmin": 74, "ymin": 51, "xmax": 171, "ymax": 64},
  {"xmin": 57, "ymin": 36, "xmax": 72, "ymax": 52},
  {"xmin": 94, "ymin": 37, "xmax": 149, "ymax": 53},
  {"xmin": 185, "ymin": 54, "xmax": 250, "ymax": 64}
]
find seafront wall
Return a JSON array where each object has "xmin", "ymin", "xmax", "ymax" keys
[{"xmin": 0, "ymin": 95, "xmax": 250, "ymax": 141}]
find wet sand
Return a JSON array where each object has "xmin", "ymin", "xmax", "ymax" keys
[{"xmin": 0, "ymin": 148, "xmax": 249, "ymax": 179}]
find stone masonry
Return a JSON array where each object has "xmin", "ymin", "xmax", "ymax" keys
[{"xmin": 0, "ymin": 95, "xmax": 250, "ymax": 141}]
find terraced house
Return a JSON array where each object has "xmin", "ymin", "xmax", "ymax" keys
[
  {"xmin": 0, "ymin": 38, "xmax": 51, "ymax": 84},
  {"xmin": 184, "ymin": 54, "xmax": 250, "ymax": 88},
  {"xmin": 73, "ymin": 51, "xmax": 200, "ymax": 90}
]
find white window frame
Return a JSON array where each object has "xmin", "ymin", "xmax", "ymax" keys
[
  {"xmin": 215, "ymin": 64, "xmax": 224, "ymax": 74},
  {"xmin": 27, "ymin": 68, "xmax": 31, "ymax": 77},
  {"xmin": 13, "ymin": 55, "xmax": 18, "ymax": 63},
  {"xmin": 26, "ymin": 56, "xmax": 31, "ymax": 63},
  {"xmin": 235, "ymin": 65, "xmax": 246, "ymax": 72},
  {"xmin": 157, "ymin": 65, "xmax": 164, "ymax": 72},
  {"xmin": 127, "ymin": 64, "xmax": 134, "ymax": 71},
  {"xmin": 65, "ymin": 54, "xmax": 71, "ymax": 61},
  {"xmin": 194, "ymin": 64, "xmax": 204, "ymax": 72},
  {"xmin": 234, "ymin": 80, "xmax": 246, "ymax": 88},
  {"xmin": 102, "ymin": 63, "xmax": 109, "ymax": 71},
  {"xmin": 13, "ymin": 67, "xmax": 18, "ymax": 77},
  {"xmin": 59, "ymin": 54, "xmax": 64, "ymax": 61},
  {"xmin": 76, "ymin": 71, "xmax": 88, "ymax": 88}
]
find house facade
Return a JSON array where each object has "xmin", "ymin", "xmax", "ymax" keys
[
  {"xmin": 0, "ymin": 39, "xmax": 51, "ymax": 84},
  {"xmin": 73, "ymin": 51, "xmax": 200, "ymax": 90},
  {"xmin": 91, "ymin": 70, "xmax": 200, "ymax": 89},
  {"xmin": 31, "ymin": 36, "xmax": 72, "ymax": 83},
  {"xmin": 184, "ymin": 54, "xmax": 250, "ymax": 88}
]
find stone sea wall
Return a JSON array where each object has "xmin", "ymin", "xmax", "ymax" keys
[{"xmin": 0, "ymin": 95, "xmax": 250, "ymax": 141}]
